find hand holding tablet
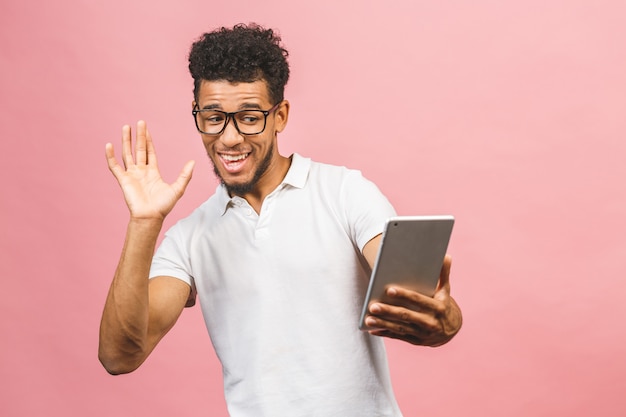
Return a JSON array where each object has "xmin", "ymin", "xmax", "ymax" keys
[{"xmin": 359, "ymin": 215, "xmax": 455, "ymax": 331}]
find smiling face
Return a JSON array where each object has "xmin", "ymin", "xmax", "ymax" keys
[{"xmin": 194, "ymin": 79, "xmax": 290, "ymax": 200}]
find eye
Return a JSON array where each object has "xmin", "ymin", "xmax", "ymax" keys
[
  {"xmin": 204, "ymin": 112, "xmax": 225, "ymax": 124},
  {"xmin": 237, "ymin": 112, "xmax": 262, "ymax": 125}
]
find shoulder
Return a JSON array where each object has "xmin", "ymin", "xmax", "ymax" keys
[
  {"xmin": 310, "ymin": 159, "xmax": 384, "ymax": 202},
  {"xmin": 300, "ymin": 155, "xmax": 374, "ymax": 190},
  {"xmin": 164, "ymin": 186, "xmax": 224, "ymax": 236}
]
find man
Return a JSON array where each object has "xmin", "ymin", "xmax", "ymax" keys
[{"xmin": 99, "ymin": 23, "xmax": 462, "ymax": 416}]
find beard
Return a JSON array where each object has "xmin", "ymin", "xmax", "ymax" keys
[{"xmin": 212, "ymin": 142, "xmax": 275, "ymax": 196}]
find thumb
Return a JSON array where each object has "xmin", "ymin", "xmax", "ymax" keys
[
  {"xmin": 171, "ymin": 160, "xmax": 195, "ymax": 197},
  {"xmin": 435, "ymin": 254, "xmax": 452, "ymax": 295}
]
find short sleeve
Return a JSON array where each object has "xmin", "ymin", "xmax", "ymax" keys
[
  {"xmin": 149, "ymin": 225, "xmax": 197, "ymax": 307},
  {"xmin": 340, "ymin": 170, "xmax": 397, "ymax": 251}
]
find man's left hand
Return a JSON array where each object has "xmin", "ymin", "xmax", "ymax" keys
[{"xmin": 364, "ymin": 255, "xmax": 462, "ymax": 346}]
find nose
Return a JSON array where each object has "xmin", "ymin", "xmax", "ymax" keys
[{"xmin": 219, "ymin": 116, "xmax": 244, "ymax": 147}]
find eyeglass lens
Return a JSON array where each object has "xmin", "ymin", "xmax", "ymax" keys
[{"xmin": 195, "ymin": 110, "xmax": 267, "ymax": 135}]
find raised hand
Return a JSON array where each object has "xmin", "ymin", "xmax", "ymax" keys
[{"xmin": 105, "ymin": 120, "xmax": 195, "ymax": 220}]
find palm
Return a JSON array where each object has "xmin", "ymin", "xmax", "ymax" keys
[{"xmin": 106, "ymin": 121, "xmax": 194, "ymax": 220}]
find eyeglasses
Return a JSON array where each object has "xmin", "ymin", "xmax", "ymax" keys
[{"xmin": 192, "ymin": 103, "xmax": 281, "ymax": 136}]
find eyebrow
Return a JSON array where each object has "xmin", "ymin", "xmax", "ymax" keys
[
  {"xmin": 200, "ymin": 103, "xmax": 222, "ymax": 110},
  {"xmin": 200, "ymin": 102, "xmax": 264, "ymax": 111}
]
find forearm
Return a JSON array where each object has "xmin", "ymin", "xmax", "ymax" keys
[{"xmin": 98, "ymin": 217, "xmax": 163, "ymax": 374}]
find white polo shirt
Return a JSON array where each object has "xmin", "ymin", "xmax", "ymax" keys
[{"xmin": 150, "ymin": 154, "xmax": 402, "ymax": 416}]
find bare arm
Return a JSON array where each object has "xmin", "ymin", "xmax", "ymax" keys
[
  {"xmin": 98, "ymin": 121, "xmax": 194, "ymax": 374},
  {"xmin": 361, "ymin": 235, "xmax": 462, "ymax": 346}
]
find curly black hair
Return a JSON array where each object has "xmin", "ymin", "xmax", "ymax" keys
[{"xmin": 188, "ymin": 23, "xmax": 290, "ymax": 105}]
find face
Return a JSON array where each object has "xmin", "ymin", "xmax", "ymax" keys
[{"xmin": 193, "ymin": 79, "xmax": 289, "ymax": 197}]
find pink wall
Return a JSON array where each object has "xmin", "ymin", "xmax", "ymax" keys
[{"xmin": 2, "ymin": 1, "xmax": 625, "ymax": 415}]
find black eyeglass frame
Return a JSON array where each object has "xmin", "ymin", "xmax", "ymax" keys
[{"xmin": 192, "ymin": 102, "xmax": 281, "ymax": 136}]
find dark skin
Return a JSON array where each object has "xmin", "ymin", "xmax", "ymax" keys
[
  {"xmin": 362, "ymin": 239, "xmax": 462, "ymax": 346},
  {"xmin": 99, "ymin": 80, "xmax": 461, "ymax": 377}
]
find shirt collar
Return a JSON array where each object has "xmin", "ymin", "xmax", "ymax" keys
[
  {"xmin": 215, "ymin": 153, "xmax": 311, "ymax": 215},
  {"xmin": 281, "ymin": 153, "xmax": 310, "ymax": 189}
]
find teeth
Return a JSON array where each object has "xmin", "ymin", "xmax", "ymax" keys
[{"xmin": 221, "ymin": 153, "xmax": 249, "ymax": 162}]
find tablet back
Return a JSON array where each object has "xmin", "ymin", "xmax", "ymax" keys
[{"xmin": 359, "ymin": 215, "xmax": 455, "ymax": 330}]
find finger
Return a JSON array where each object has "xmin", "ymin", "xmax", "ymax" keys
[
  {"xmin": 145, "ymin": 126, "xmax": 157, "ymax": 166},
  {"xmin": 384, "ymin": 286, "xmax": 441, "ymax": 312},
  {"xmin": 435, "ymin": 254, "xmax": 452, "ymax": 295},
  {"xmin": 369, "ymin": 329, "xmax": 425, "ymax": 345},
  {"xmin": 121, "ymin": 124, "xmax": 133, "ymax": 169},
  {"xmin": 105, "ymin": 143, "xmax": 124, "ymax": 179},
  {"xmin": 171, "ymin": 160, "xmax": 196, "ymax": 198},
  {"xmin": 135, "ymin": 120, "xmax": 148, "ymax": 166},
  {"xmin": 366, "ymin": 312, "xmax": 437, "ymax": 338},
  {"xmin": 368, "ymin": 302, "xmax": 438, "ymax": 328}
]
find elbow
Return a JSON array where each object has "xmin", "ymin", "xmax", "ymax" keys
[
  {"xmin": 98, "ymin": 324, "xmax": 149, "ymax": 375},
  {"xmin": 99, "ymin": 352, "xmax": 139, "ymax": 375},
  {"xmin": 98, "ymin": 344, "xmax": 144, "ymax": 375},
  {"xmin": 99, "ymin": 358, "xmax": 137, "ymax": 375}
]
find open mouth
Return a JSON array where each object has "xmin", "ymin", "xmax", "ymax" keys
[{"xmin": 219, "ymin": 152, "xmax": 250, "ymax": 173}]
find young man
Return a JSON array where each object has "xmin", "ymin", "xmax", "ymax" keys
[{"xmin": 99, "ymin": 23, "xmax": 462, "ymax": 416}]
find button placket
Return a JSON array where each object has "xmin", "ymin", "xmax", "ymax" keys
[{"xmin": 254, "ymin": 192, "xmax": 275, "ymax": 240}]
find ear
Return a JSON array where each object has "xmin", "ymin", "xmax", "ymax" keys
[
  {"xmin": 274, "ymin": 100, "xmax": 290, "ymax": 133},
  {"xmin": 191, "ymin": 100, "xmax": 197, "ymax": 110}
]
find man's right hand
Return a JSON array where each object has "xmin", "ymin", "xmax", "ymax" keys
[
  {"xmin": 99, "ymin": 120, "xmax": 195, "ymax": 374},
  {"xmin": 105, "ymin": 120, "xmax": 195, "ymax": 220}
]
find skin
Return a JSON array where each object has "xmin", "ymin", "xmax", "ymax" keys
[
  {"xmin": 99, "ymin": 122, "xmax": 194, "ymax": 374},
  {"xmin": 193, "ymin": 79, "xmax": 290, "ymax": 213},
  {"xmin": 98, "ymin": 79, "xmax": 461, "ymax": 375},
  {"xmin": 363, "ymin": 240, "xmax": 462, "ymax": 346}
]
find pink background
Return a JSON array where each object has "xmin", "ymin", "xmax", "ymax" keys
[{"xmin": 2, "ymin": 1, "xmax": 625, "ymax": 416}]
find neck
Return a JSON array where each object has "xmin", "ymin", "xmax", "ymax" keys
[{"xmin": 231, "ymin": 154, "xmax": 291, "ymax": 213}]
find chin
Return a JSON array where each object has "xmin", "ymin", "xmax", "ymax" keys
[{"xmin": 224, "ymin": 180, "xmax": 255, "ymax": 196}]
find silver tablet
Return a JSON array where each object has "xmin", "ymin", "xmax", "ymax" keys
[{"xmin": 359, "ymin": 215, "xmax": 455, "ymax": 331}]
